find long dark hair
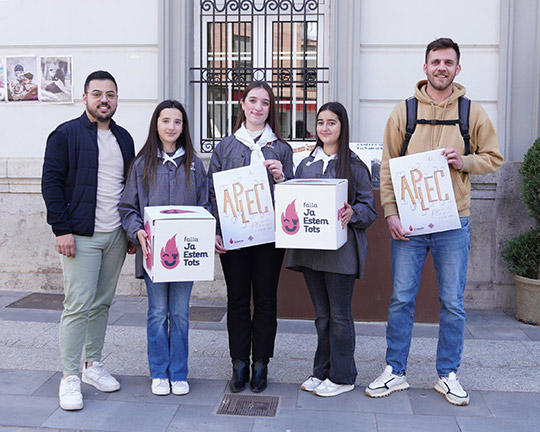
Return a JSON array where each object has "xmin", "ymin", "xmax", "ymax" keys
[
  {"xmin": 232, "ymin": 81, "xmax": 286, "ymax": 143},
  {"xmin": 314, "ymin": 101, "xmax": 354, "ymax": 201},
  {"xmin": 133, "ymin": 100, "xmax": 195, "ymax": 185}
]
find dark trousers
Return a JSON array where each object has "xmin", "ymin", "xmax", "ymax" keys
[
  {"xmin": 220, "ymin": 243, "xmax": 285, "ymax": 361},
  {"xmin": 302, "ymin": 268, "xmax": 357, "ymax": 385}
]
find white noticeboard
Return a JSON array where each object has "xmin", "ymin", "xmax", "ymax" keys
[
  {"xmin": 213, "ymin": 164, "xmax": 275, "ymax": 250},
  {"xmin": 389, "ymin": 149, "xmax": 461, "ymax": 236}
]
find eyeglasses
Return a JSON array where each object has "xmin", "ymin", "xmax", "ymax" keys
[{"xmin": 87, "ymin": 90, "xmax": 117, "ymax": 100}]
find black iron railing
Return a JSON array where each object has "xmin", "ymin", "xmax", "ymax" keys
[{"xmin": 191, "ymin": 0, "xmax": 328, "ymax": 153}]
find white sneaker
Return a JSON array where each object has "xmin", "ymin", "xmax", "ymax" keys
[
  {"xmin": 152, "ymin": 378, "xmax": 170, "ymax": 395},
  {"xmin": 59, "ymin": 375, "xmax": 83, "ymax": 411},
  {"xmin": 434, "ymin": 372, "xmax": 470, "ymax": 406},
  {"xmin": 313, "ymin": 379, "xmax": 354, "ymax": 397},
  {"xmin": 365, "ymin": 365, "xmax": 409, "ymax": 398},
  {"xmin": 301, "ymin": 376, "xmax": 323, "ymax": 392},
  {"xmin": 171, "ymin": 380, "xmax": 189, "ymax": 395},
  {"xmin": 82, "ymin": 361, "xmax": 120, "ymax": 392}
]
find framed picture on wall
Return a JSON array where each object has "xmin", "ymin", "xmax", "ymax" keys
[
  {"xmin": 0, "ymin": 58, "xmax": 6, "ymax": 102},
  {"xmin": 39, "ymin": 56, "xmax": 73, "ymax": 104},
  {"xmin": 6, "ymin": 55, "xmax": 38, "ymax": 102}
]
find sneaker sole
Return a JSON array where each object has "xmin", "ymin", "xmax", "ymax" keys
[
  {"xmin": 152, "ymin": 389, "xmax": 171, "ymax": 396},
  {"xmin": 434, "ymin": 383, "xmax": 469, "ymax": 406},
  {"xmin": 172, "ymin": 389, "xmax": 189, "ymax": 396},
  {"xmin": 59, "ymin": 400, "xmax": 83, "ymax": 411},
  {"xmin": 364, "ymin": 382, "xmax": 410, "ymax": 398},
  {"xmin": 314, "ymin": 385, "xmax": 354, "ymax": 397},
  {"xmin": 301, "ymin": 385, "xmax": 318, "ymax": 392},
  {"xmin": 81, "ymin": 375, "xmax": 120, "ymax": 392}
]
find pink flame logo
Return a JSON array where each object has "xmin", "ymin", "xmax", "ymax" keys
[
  {"xmin": 160, "ymin": 235, "xmax": 179, "ymax": 269},
  {"xmin": 281, "ymin": 200, "xmax": 300, "ymax": 235},
  {"xmin": 144, "ymin": 221, "xmax": 153, "ymax": 270},
  {"xmin": 337, "ymin": 205, "xmax": 346, "ymax": 221}
]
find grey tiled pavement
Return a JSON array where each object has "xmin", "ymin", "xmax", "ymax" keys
[{"xmin": 0, "ymin": 290, "xmax": 540, "ymax": 431}]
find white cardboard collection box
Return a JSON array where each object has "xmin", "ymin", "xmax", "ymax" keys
[
  {"xmin": 274, "ymin": 179, "xmax": 348, "ymax": 250},
  {"xmin": 143, "ymin": 205, "xmax": 216, "ymax": 282}
]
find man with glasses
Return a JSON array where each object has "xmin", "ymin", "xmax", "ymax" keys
[{"xmin": 42, "ymin": 70, "xmax": 135, "ymax": 411}]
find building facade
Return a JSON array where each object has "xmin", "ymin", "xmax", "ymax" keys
[{"xmin": 0, "ymin": 0, "xmax": 539, "ymax": 316}]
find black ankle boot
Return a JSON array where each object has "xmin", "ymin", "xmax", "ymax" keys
[
  {"xmin": 250, "ymin": 359, "xmax": 269, "ymax": 393},
  {"xmin": 229, "ymin": 360, "xmax": 249, "ymax": 393}
]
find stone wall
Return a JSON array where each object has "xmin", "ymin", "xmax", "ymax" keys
[
  {"xmin": 0, "ymin": 157, "xmax": 529, "ymax": 310},
  {"xmin": 467, "ymin": 163, "xmax": 534, "ymax": 309},
  {"xmin": 0, "ymin": 157, "xmax": 226, "ymax": 300}
]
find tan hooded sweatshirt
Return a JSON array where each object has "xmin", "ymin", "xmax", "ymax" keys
[{"xmin": 380, "ymin": 80, "xmax": 504, "ymax": 218}]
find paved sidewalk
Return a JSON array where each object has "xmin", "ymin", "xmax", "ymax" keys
[{"xmin": 1, "ymin": 290, "xmax": 539, "ymax": 432}]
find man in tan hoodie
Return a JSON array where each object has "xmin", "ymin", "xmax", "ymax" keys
[{"xmin": 365, "ymin": 38, "xmax": 503, "ymax": 406}]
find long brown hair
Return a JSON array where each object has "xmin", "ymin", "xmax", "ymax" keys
[
  {"xmin": 314, "ymin": 101, "xmax": 355, "ymax": 202},
  {"xmin": 132, "ymin": 100, "xmax": 195, "ymax": 185},
  {"xmin": 233, "ymin": 81, "xmax": 286, "ymax": 143}
]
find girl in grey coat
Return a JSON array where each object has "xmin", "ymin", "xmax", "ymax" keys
[
  {"xmin": 286, "ymin": 102, "xmax": 377, "ymax": 397},
  {"xmin": 208, "ymin": 81, "xmax": 293, "ymax": 394},
  {"xmin": 120, "ymin": 100, "xmax": 209, "ymax": 397}
]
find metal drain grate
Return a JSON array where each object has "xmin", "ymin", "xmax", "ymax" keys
[
  {"xmin": 217, "ymin": 394, "xmax": 279, "ymax": 417},
  {"xmin": 6, "ymin": 293, "xmax": 64, "ymax": 310}
]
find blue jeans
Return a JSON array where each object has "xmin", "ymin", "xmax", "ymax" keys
[
  {"xmin": 144, "ymin": 274, "xmax": 193, "ymax": 381},
  {"xmin": 385, "ymin": 218, "xmax": 470, "ymax": 377},
  {"xmin": 302, "ymin": 268, "xmax": 357, "ymax": 385}
]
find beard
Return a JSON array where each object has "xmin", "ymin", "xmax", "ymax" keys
[
  {"xmin": 427, "ymin": 72, "xmax": 455, "ymax": 92},
  {"xmin": 87, "ymin": 102, "xmax": 117, "ymax": 123}
]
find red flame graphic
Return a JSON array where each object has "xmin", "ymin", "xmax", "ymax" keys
[
  {"xmin": 144, "ymin": 221, "xmax": 153, "ymax": 271},
  {"xmin": 337, "ymin": 205, "xmax": 346, "ymax": 221},
  {"xmin": 281, "ymin": 200, "xmax": 300, "ymax": 235},
  {"xmin": 160, "ymin": 235, "xmax": 179, "ymax": 269}
]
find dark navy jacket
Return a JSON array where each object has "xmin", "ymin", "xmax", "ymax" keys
[{"xmin": 42, "ymin": 112, "xmax": 135, "ymax": 237}]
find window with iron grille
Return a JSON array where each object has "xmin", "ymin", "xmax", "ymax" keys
[{"xmin": 191, "ymin": 0, "xmax": 329, "ymax": 153}]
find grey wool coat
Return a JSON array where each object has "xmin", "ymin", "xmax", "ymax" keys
[
  {"xmin": 285, "ymin": 150, "xmax": 377, "ymax": 278},
  {"xmin": 119, "ymin": 153, "xmax": 210, "ymax": 278}
]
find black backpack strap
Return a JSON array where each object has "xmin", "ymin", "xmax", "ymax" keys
[
  {"xmin": 401, "ymin": 97, "xmax": 417, "ymax": 156},
  {"xmin": 416, "ymin": 119, "xmax": 459, "ymax": 126},
  {"xmin": 401, "ymin": 96, "xmax": 471, "ymax": 157},
  {"xmin": 458, "ymin": 96, "xmax": 471, "ymax": 155}
]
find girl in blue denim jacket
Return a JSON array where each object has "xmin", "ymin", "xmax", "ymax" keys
[
  {"xmin": 120, "ymin": 100, "xmax": 209, "ymax": 397},
  {"xmin": 286, "ymin": 102, "xmax": 377, "ymax": 397}
]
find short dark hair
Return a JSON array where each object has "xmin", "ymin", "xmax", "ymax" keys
[
  {"xmin": 84, "ymin": 70, "xmax": 118, "ymax": 93},
  {"xmin": 425, "ymin": 38, "xmax": 460, "ymax": 64}
]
